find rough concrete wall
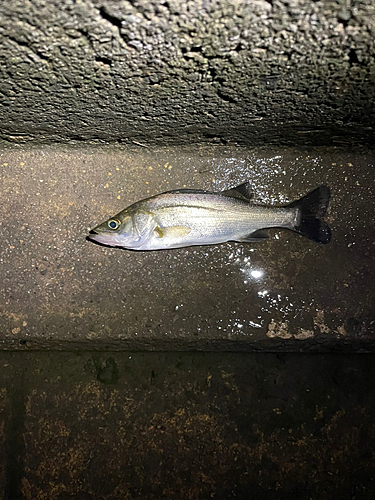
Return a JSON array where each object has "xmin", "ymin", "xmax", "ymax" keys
[{"xmin": 0, "ymin": 0, "xmax": 374, "ymax": 146}]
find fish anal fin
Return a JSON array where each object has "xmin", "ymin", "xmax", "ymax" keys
[
  {"xmin": 237, "ymin": 229, "xmax": 269, "ymax": 242},
  {"xmin": 221, "ymin": 182, "xmax": 253, "ymax": 202},
  {"xmin": 154, "ymin": 225, "xmax": 191, "ymax": 239}
]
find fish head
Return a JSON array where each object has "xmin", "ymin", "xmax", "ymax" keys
[{"xmin": 88, "ymin": 211, "xmax": 139, "ymax": 248}]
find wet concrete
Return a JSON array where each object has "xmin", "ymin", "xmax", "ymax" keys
[
  {"xmin": 0, "ymin": 144, "xmax": 374, "ymax": 350},
  {"xmin": 1, "ymin": 351, "xmax": 375, "ymax": 499}
]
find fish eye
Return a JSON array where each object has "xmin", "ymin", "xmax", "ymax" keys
[{"xmin": 108, "ymin": 219, "xmax": 121, "ymax": 230}]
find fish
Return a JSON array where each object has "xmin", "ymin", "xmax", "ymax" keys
[{"xmin": 88, "ymin": 183, "xmax": 331, "ymax": 251}]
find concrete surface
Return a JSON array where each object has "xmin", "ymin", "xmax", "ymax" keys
[
  {"xmin": 0, "ymin": 143, "xmax": 374, "ymax": 351},
  {"xmin": 1, "ymin": 351, "xmax": 375, "ymax": 499},
  {"xmin": 0, "ymin": 0, "xmax": 374, "ymax": 146}
]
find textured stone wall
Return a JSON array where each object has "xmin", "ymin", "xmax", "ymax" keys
[{"xmin": 0, "ymin": 0, "xmax": 374, "ymax": 145}]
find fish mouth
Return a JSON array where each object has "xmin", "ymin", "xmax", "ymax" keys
[
  {"xmin": 87, "ymin": 230, "xmax": 119, "ymax": 248},
  {"xmin": 87, "ymin": 229, "xmax": 105, "ymax": 245}
]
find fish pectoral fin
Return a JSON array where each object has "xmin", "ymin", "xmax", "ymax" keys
[
  {"xmin": 153, "ymin": 225, "xmax": 191, "ymax": 239},
  {"xmin": 237, "ymin": 229, "xmax": 269, "ymax": 242},
  {"xmin": 221, "ymin": 182, "xmax": 253, "ymax": 202},
  {"xmin": 153, "ymin": 226, "xmax": 164, "ymax": 238}
]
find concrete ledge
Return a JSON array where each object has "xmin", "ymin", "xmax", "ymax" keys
[{"xmin": 0, "ymin": 144, "xmax": 374, "ymax": 351}]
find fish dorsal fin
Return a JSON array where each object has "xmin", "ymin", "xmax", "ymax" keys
[{"xmin": 221, "ymin": 182, "xmax": 253, "ymax": 202}]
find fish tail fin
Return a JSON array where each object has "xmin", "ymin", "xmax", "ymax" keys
[{"xmin": 288, "ymin": 186, "xmax": 331, "ymax": 244}]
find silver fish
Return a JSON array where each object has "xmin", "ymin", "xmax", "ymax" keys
[{"xmin": 88, "ymin": 183, "xmax": 331, "ymax": 250}]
